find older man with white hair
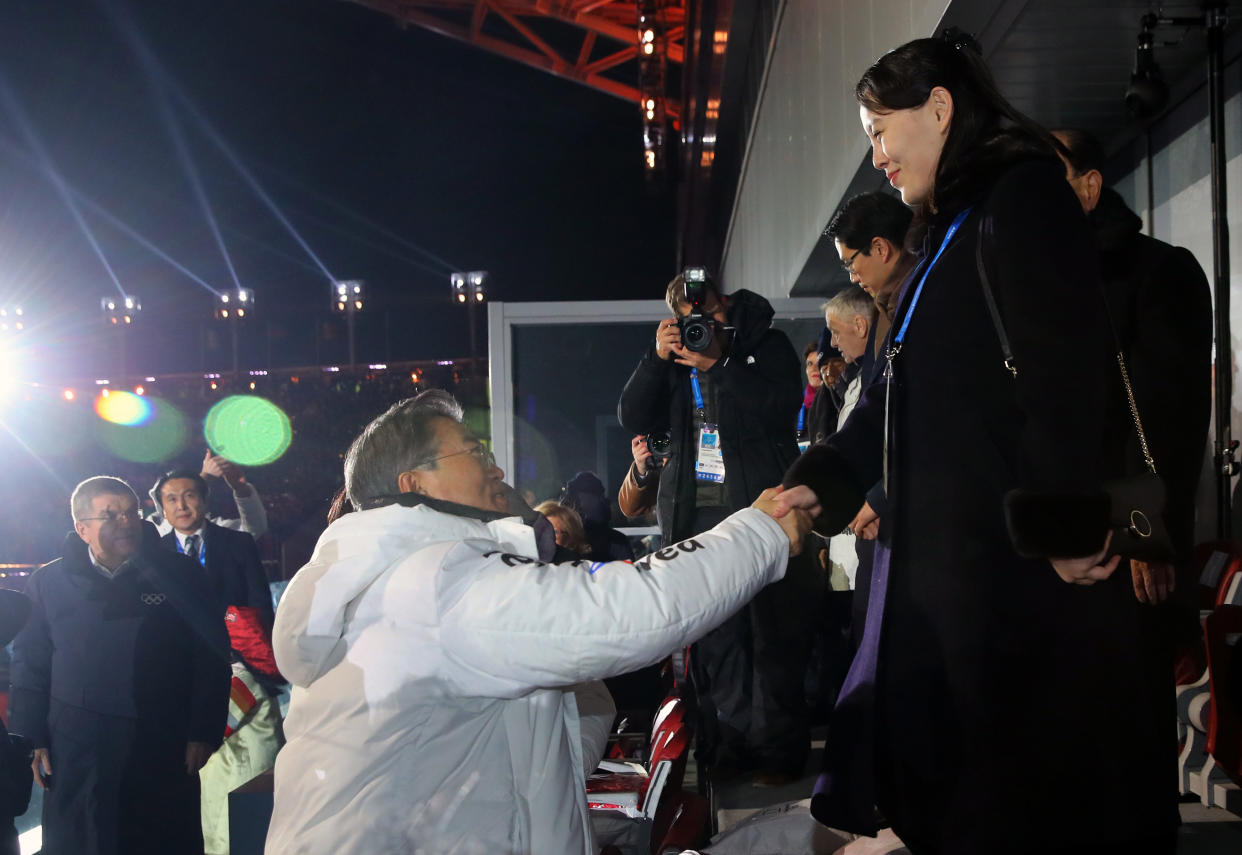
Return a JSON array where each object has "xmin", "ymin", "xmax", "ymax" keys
[
  {"xmin": 9, "ymin": 476, "xmax": 230, "ymax": 855},
  {"xmin": 266, "ymin": 389, "xmax": 811, "ymax": 855}
]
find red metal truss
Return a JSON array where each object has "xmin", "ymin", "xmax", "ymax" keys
[{"xmin": 343, "ymin": 1, "xmax": 683, "ymax": 118}]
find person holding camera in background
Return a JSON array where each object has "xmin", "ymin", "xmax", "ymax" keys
[{"xmin": 618, "ymin": 269, "xmax": 820, "ymax": 787}]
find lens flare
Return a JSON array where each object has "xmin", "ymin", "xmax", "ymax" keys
[
  {"xmin": 94, "ymin": 390, "xmax": 152, "ymax": 426},
  {"xmin": 3, "ymin": 395, "xmax": 92, "ymax": 458},
  {"xmin": 96, "ymin": 397, "xmax": 190, "ymax": 463},
  {"xmin": 203, "ymin": 395, "xmax": 292, "ymax": 466}
]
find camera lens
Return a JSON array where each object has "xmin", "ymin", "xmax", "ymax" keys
[
  {"xmin": 645, "ymin": 432, "xmax": 672, "ymax": 460},
  {"xmin": 682, "ymin": 319, "xmax": 711, "ymax": 352}
]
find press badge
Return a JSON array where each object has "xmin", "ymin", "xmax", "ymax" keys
[{"xmin": 695, "ymin": 425, "xmax": 726, "ymax": 483}]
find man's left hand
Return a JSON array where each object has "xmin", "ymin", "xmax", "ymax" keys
[
  {"xmin": 1131, "ymin": 559, "xmax": 1176, "ymax": 604},
  {"xmin": 185, "ymin": 741, "xmax": 214, "ymax": 774}
]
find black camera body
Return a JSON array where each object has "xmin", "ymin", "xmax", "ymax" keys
[{"xmin": 677, "ymin": 267, "xmax": 716, "ymax": 353}]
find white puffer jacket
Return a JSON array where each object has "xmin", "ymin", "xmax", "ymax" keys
[{"xmin": 265, "ymin": 502, "xmax": 789, "ymax": 855}]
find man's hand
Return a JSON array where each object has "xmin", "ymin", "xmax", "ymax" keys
[
  {"xmin": 631, "ymin": 435, "xmax": 652, "ymax": 476},
  {"xmin": 655, "ymin": 319, "xmax": 681, "ymax": 361},
  {"xmin": 752, "ymin": 487, "xmax": 813, "ymax": 556},
  {"xmin": 769, "ymin": 484, "xmax": 822, "ymax": 520},
  {"xmin": 1131, "ymin": 559, "xmax": 1176, "ymax": 604},
  {"xmin": 202, "ymin": 450, "xmax": 249, "ymax": 493},
  {"xmin": 185, "ymin": 741, "xmax": 214, "ymax": 774},
  {"xmin": 850, "ymin": 501, "xmax": 879, "ymax": 540},
  {"xmin": 671, "ymin": 341, "xmax": 720, "ymax": 372},
  {"xmin": 1050, "ymin": 531, "xmax": 1123, "ymax": 585},
  {"xmin": 31, "ymin": 748, "xmax": 51, "ymax": 790}
]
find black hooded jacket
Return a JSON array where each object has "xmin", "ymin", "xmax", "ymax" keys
[
  {"xmin": 617, "ymin": 289, "xmax": 802, "ymax": 541},
  {"xmin": 1092, "ymin": 187, "xmax": 1212, "ymax": 564}
]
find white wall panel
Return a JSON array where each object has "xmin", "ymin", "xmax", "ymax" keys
[{"xmin": 721, "ymin": 0, "xmax": 949, "ymax": 299}]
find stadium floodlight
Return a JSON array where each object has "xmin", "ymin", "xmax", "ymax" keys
[
  {"xmin": 215, "ymin": 288, "xmax": 255, "ymax": 320},
  {"xmin": 468, "ymin": 271, "xmax": 487, "ymax": 302},
  {"xmin": 0, "ymin": 305, "xmax": 25, "ymax": 334},
  {"xmin": 450, "ymin": 273, "xmax": 467, "ymax": 304},
  {"xmin": 451, "ymin": 271, "xmax": 487, "ymax": 305},
  {"xmin": 332, "ymin": 281, "xmax": 365, "ymax": 313},
  {"xmin": 101, "ymin": 295, "xmax": 141, "ymax": 325}
]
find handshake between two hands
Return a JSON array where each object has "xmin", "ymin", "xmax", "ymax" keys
[{"xmin": 750, "ymin": 484, "xmax": 820, "ymax": 557}]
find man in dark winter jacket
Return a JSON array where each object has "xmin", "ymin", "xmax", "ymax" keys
[
  {"xmin": 617, "ymin": 272, "xmax": 818, "ymax": 785},
  {"xmin": 1054, "ymin": 128, "xmax": 1213, "ymax": 811},
  {"xmin": 8, "ymin": 476, "xmax": 231, "ymax": 855},
  {"xmin": 1053, "ymin": 129, "xmax": 1212, "ymax": 594}
]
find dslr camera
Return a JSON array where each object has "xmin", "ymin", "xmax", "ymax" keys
[
  {"xmin": 676, "ymin": 267, "xmax": 717, "ymax": 353},
  {"xmin": 644, "ymin": 432, "xmax": 672, "ymax": 470}
]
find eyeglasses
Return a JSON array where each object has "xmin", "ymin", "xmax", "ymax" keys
[
  {"xmin": 78, "ymin": 508, "xmax": 141, "ymax": 524},
  {"xmin": 418, "ymin": 444, "xmax": 496, "ymax": 469},
  {"xmin": 840, "ymin": 248, "xmax": 863, "ymax": 274}
]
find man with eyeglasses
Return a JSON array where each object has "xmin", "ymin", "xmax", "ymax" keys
[
  {"xmin": 265, "ymin": 390, "xmax": 811, "ymax": 854},
  {"xmin": 618, "ymin": 271, "xmax": 817, "ymax": 788},
  {"xmin": 826, "ymin": 191, "xmax": 914, "ymax": 364},
  {"xmin": 8, "ymin": 476, "xmax": 230, "ymax": 855}
]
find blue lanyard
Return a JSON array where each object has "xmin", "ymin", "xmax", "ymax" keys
[
  {"xmin": 689, "ymin": 369, "xmax": 705, "ymax": 414},
  {"xmin": 797, "ymin": 406, "xmax": 806, "ymax": 432},
  {"xmin": 893, "ymin": 207, "xmax": 973, "ymax": 346}
]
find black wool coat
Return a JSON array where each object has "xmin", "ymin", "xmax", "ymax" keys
[{"xmin": 786, "ymin": 158, "xmax": 1172, "ymax": 853}]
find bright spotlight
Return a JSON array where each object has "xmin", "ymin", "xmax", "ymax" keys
[
  {"xmin": 452, "ymin": 271, "xmax": 487, "ymax": 305},
  {"xmin": 215, "ymin": 288, "xmax": 254, "ymax": 320},
  {"xmin": 101, "ymin": 295, "xmax": 141, "ymax": 325},
  {"xmin": 63, "ymin": 388, "xmax": 75, "ymax": 401},
  {"xmin": 331, "ymin": 281, "xmax": 365, "ymax": 313}
]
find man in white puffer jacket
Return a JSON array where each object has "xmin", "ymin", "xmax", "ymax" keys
[{"xmin": 265, "ymin": 390, "xmax": 810, "ymax": 855}]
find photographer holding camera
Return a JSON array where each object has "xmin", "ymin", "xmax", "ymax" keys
[{"xmin": 617, "ymin": 269, "xmax": 819, "ymax": 786}]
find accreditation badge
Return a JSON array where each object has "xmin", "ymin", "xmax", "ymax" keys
[{"xmin": 695, "ymin": 425, "xmax": 726, "ymax": 483}]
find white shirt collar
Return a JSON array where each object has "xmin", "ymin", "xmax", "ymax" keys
[
  {"xmin": 87, "ymin": 546, "xmax": 119, "ymax": 578},
  {"xmin": 175, "ymin": 527, "xmax": 205, "ymax": 550}
]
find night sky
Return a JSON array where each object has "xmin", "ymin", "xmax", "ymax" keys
[{"xmin": 0, "ymin": 0, "xmax": 676, "ymax": 381}]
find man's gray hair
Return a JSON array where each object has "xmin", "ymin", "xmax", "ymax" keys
[
  {"xmin": 344, "ymin": 389, "xmax": 464, "ymax": 510},
  {"xmin": 823, "ymin": 287, "xmax": 873, "ymax": 323},
  {"xmin": 70, "ymin": 476, "xmax": 139, "ymax": 523}
]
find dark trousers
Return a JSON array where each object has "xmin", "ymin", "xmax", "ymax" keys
[
  {"xmin": 688, "ymin": 507, "xmax": 820, "ymax": 775},
  {"xmin": 41, "ymin": 700, "xmax": 202, "ymax": 855}
]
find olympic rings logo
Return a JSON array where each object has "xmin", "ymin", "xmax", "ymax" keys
[{"xmin": 140, "ymin": 593, "xmax": 166, "ymax": 606}]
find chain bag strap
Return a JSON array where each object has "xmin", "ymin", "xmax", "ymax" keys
[{"xmin": 976, "ymin": 213, "xmax": 1172, "ymax": 562}]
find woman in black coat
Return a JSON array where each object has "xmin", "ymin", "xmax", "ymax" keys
[{"xmin": 774, "ymin": 35, "xmax": 1171, "ymax": 855}]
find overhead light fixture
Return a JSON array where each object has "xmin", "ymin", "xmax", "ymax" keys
[
  {"xmin": 215, "ymin": 288, "xmax": 254, "ymax": 320},
  {"xmin": 332, "ymin": 281, "xmax": 365, "ymax": 313}
]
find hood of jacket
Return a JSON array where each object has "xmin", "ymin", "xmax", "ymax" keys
[
  {"xmin": 724, "ymin": 288, "xmax": 777, "ymax": 358},
  {"xmin": 272, "ymin": 499, "xmax": 537, "ymax": 687},
  {"xmin": 1089, "ymin": 187, "xmax": 1143, "ymax": 255}
]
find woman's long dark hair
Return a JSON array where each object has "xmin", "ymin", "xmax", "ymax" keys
[{"xmin": 856, "ymin": 32, "xmax": 1062, "ymax": 238}]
